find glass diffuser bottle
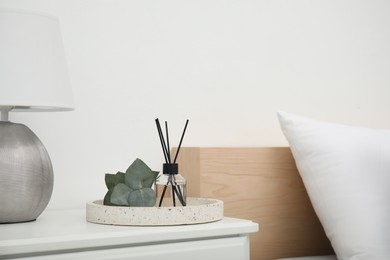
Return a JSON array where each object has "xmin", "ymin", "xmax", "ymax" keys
[
  {"xmin": 155, "ymin": 118, "xmax": 189, "ymax": 207},
  {"xmin": 155, "ymin": 163, "xmax": 186, "ymax": 207}
]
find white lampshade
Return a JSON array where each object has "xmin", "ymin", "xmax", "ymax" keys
[{"xmin": 0, "ymin": 9, "xmax": 74, "ymax": 111}]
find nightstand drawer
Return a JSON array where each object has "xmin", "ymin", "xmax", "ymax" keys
[{"xmin": 19, "ymin": 236, "xmax": 250, "ymax": 260}]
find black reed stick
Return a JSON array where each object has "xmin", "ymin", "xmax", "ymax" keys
[
  {"xmin": 165, "ymin": 121, "xmax": 171, "ymax": 163},
  {"xmin": 174, "ymin": 187, "xmax": 185, "ymax": 206},
  {"xmin": 158, "ymin": 181, "xmax": 169, "ymax": 207},
  {"xmin": 170, "ymin": 179, "xmax": 176, "ymax": 206},
  {"xmin": 173, "ymin": 119, "xmax": 189, "ymax": 163},
  {"xmin": 155, "ymin": 119, "xmax": 169, "ymax": 163}
]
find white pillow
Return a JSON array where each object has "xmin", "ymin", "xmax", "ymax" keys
[{"xmin": 278, "ymin": 112, "xmax": 390, "ymax": 260}]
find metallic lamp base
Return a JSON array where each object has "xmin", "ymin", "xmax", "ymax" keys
[{"xmin": 0, "ymin": 122, "xmax": 53, "ymax": 223}]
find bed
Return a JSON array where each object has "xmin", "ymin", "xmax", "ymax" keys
[
  {"xmin": 175, "ymin": 147, "xmax": 334, "ymax": 260},
  {"xmin": 174, "ymin": 112, "xmax": 390, "ymax": 260}
]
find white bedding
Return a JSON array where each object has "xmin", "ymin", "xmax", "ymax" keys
[{"xmin": 278, "ymin": 112, "xmax": 390, "ymax": 259}]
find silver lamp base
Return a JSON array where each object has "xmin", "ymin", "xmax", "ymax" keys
[{"xmin": 0, "ymin": 121, "xmax": 53, "ymax": 223}]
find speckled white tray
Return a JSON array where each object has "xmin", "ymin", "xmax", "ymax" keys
[{"xmin": 86, "ymin": 197, "xmax": 224, "ymax": 226}]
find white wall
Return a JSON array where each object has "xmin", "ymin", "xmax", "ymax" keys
[{"xmin": 1, "ymin": 0, "xmax": 390, "ymax": 209}]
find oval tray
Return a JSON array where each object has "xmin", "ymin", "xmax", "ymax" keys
[{"xmin": 86, "ymin": 197, "xmax": 224, "ymax": 226}]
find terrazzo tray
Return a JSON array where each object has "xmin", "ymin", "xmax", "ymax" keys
[{"xmin": 86, "ymin": 197, "xmax": 224, "ymax": 226}]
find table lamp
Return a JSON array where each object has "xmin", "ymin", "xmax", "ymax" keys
[{"xmin": 0, "ymin": 9, "xmax": 74, "ymax": 223}]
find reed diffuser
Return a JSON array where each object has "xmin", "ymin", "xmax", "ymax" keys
[{"xmin": 155, "ymin": 119, "xmax": 189, "ymax": 207}]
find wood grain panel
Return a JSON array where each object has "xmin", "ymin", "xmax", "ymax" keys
[{"xmin": 174, "ymin": 147, "xmax": 334, "ymax": 260}]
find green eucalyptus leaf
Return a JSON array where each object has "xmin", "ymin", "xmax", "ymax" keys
[
  {"xmin": 125, "ymin": 159, "xmax": 157, "ymax": 190},
  {"xmin": 103, "ymin": 188, "xmax": 114, "ymax": 206},
  {"xmin": 103, "ymin": 159, "xmax": 158, "ymax": 207},
  {"xmin": 105, "ymin": 171, "xmax": 125, "ymax": 190},
  {"xmin": 116, "ymin": 171, "xmax": 125, "ymax": 182},
  {"xmin": 128, "ymin": 188, "xmax": 156, "ymax": 207},
  {"xmin": 142, "ymin": 170, "xmax": 159, "ymax": 188},
  {"xmin": 110, "ymin": 183, "xmax": 132, "ymax": 206}
]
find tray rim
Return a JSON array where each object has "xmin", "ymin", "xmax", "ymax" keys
[{"xmin": 86, "ymin": 197, "xmax": 224, "ymax": 226}]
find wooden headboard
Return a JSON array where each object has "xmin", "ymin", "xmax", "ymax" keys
[{"xmin": 175, "ymin": 147, "xmax": 334, "ymax": 260}]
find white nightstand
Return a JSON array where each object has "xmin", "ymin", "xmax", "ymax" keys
[{"xmin": 0, "ymin": 209, "xmax": 258, "ymax": 260}]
